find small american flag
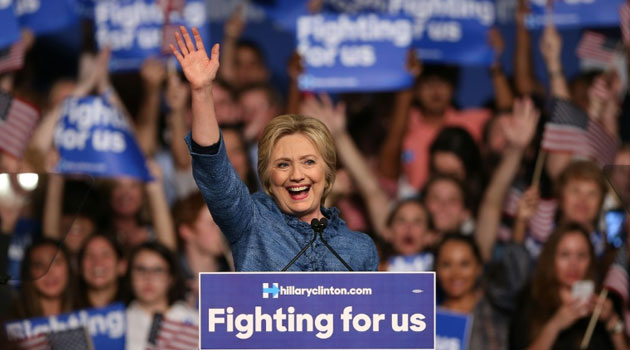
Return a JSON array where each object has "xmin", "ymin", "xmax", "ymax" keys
[
  {"xmin": 13, "ymin": 333, "xmax": 50, "ymax": 350},
  {"xmin": 541, "ymin": 99, "xmax": 617, "ymax": 167},
  {"xmin": 620, "ymin": 3, "xmax": 630, "ymax": 46},
  {"xmin": 576, "ymin": 31, "xmax": 618, "ymax": 65},
  {"xmin": 499, "ymin": 187, "xmax": 558, "ymax": 243},
  {"xmin": 603, "ymin": 247, "xmax": 630, "ymax": 336},
  {"xmin": 0, "ymin": 41, "xmax": 25, "ymax": 75},
  {"xmin": 146, "ymin": 313, "xmax": 198, "ymax": 350},
  {"xmin": 13, "ymin": 327, "xmax": 92, "ymax": 350},
  {"xmin": 48, "ymin": 328, "xmax": 93, "ymax": 350},
  {"xmin": 0, "ymin": 91, "xmax": 40, "ymax": 158}
]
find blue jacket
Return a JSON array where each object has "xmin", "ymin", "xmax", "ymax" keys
[{"xmin": 186, "ymin": 133, "xmax": 379, "ymax": 272}]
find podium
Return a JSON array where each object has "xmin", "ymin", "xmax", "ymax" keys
[{"xmin": 198, "ymin": 272, "xmax": 435, "ymax": 350}]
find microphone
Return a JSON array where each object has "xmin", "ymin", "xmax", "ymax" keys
[{"xmin": 314, "ymin": 218, "xmax": 353, "ymax": 271}]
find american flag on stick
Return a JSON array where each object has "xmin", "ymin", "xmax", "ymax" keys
[
  {"xmin": 0, "ymin": 90, "xmax": 40, "ymax": 158},
  {"xmin": 146, "ymin": 313, "xmax": 199, "ymax": 350},
  {"xmin": 541, "ymin": 99, "xmax": 617, "ymax": 167},
  {"xmin": 0, "ymin": 40, "xmax": 25, "ymax": 75},
  {"xmin": 603, "ymin": 246, "xmax": 630, "ymax": 336},
  {"xmin": 576, "ymin": 31, "xmax": 618, "ymax": 65}
]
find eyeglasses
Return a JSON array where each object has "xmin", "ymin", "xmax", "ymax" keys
[{"xmin": 132, "ymin": 265, "xmax": 169, "ymax": 277}]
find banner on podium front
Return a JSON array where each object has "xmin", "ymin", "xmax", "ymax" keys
[{"xmin": 199, "ymin": 272, "xmax": 436, "ymax": 349}]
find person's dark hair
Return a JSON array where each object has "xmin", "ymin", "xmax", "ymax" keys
[
  {"xmin": 434, "ymin": 233, "xmax": 483, "ymax": 267},
  {"xmin": 422, "ymin": 174, "xmax": 472, "ymax": 214},
  {"xmin": 125, "ymin": 242, "xmax": 186, "ymax": 306},
  {"xmin": 237, "ymin": 82, "xmax": 283, "ymax": 109},
  {"xmin": 386, "ymin": 197, "xmax": 433, "ymax": 231},
  {"xmin": 220, "ymin": 123, "xmax": 259, "ymax": 193},
  {"xmin": 13, "ymin": 238, "xmax": 76, "ymax": 319},
  {"xmin": 235, "ymin": 39, "xmax": 266, "ymax": 65},
  {"xmin": 429, "ymin": 127, "xmax": 485, "ymax": 210},
  {"xmin": 526, "ymin": 222, "xmax": 596, "ymax": 341},
  {"xmin": 213, "ymin": 77, "xmax": 238, "ymax": 101},
  {"xmin": 77, "ymin": 233, "xmax": 125, "ymax": 308},
  {"xmin": 417, "ymin": 64, "xmax": 459, "ymax": 87}
]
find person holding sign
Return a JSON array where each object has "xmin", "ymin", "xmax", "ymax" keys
[{"xmin": 169, "ymin": 27, "xmax": 378, "ymax": 271}]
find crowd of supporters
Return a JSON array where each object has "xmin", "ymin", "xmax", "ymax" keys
[{"xmin": 1, "ymin": 2, "xmax": 630, "ymax": 350}]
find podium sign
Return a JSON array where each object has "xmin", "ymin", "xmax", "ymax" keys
[{"xmin": 199, "ymin": 272, "xmax": 435, "ymax": 349}]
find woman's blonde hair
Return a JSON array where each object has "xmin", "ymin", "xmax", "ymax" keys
[{"xmin": 257, "ymin": 114, "xmax": 336, "ymax": 203}]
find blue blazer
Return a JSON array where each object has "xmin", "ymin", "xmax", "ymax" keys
[{"xmin": 186, "ymin": 132, "xmax": 379, "ymax": 272}]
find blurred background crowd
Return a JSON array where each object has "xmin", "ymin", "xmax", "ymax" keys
[{"xmin": 1, "ymin": 0, "xmax": 630, "ymax": 349}]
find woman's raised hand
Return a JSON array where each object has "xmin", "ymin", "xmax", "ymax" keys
[{"xmin": 170, "ymin": 26, "xmax": 220, "ymax": 91}]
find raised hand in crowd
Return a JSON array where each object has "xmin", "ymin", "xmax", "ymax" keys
[
  {"xmin": 588, "ymin": 71, "xmax": 622, "ymax": 138},
  {"xmin": 540, "ymin": 20, "xmax": 570, "ymax": 99},
  {"xmin": 145, "ymin": 159, "xmax": 177, "ymax": 251},
  {"xmin": 512, "ymin": 185, "xmax": 540, "ymax": 243},
  {"xmin": 165, "ymin": 71, "xmax": 192, "ymax": 170},
  {"xmin": 476, "ymin": 98, "xmax": 540, "ymax": 261},
  {"xmin": 136, "ymin": 58, "xmax": 167, "ymax": 157},
  {"xmin": 301, "ymin": 94, "xmax": 391, "ymax": 238},
  {"xmin": 378, "ymin": 50, "xmax": 422, "ymax": 182},
  {"xmin": 488, "ymin": 28, "xmax": 514, "ymax": 111},
  {"xmin": 218, "ymin": 4, "xmax": 245, "ymax": 85},
  {"xmin": 286, "ymin": 51, "xmax": 305, "ymax": 114},
  {"xmin": 170, "ymin": 26, "xmax": 221, "ymax": 145}
]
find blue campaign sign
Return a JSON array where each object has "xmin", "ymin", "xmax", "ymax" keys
[
  {"xmin": 390, "ymin": 0, "xmax": 496, "ymax": 66},
  {"xmin": 54, "ymin": 95, "xmax": 153, "ymax": 181},
  {"xmin": 0, "ymin": 0, "xmax": 20, "ymax": 48},
  {"xmin": 15, "ymin": 0, "xmax": 78, "ymax": 35},
  {"xmin": 315, "ymin": 0, "xmax": 496, "ymax": 66},
  {"xmin": 94, "ymin": 0, "xmax": 209, "ymax": 72},
  {"xmin": 199, "ymin": 272, "xmax": 436, "ymax": 349},
  {"xmin": 526, "ymin": 0, "xmax": 625, "ymax": 29},
  {"xmin": 296, "ymin": 14, "xmax": 415, "ymax": 92},
  {"xmin": 436, "ymin": 308, "xmax": 472, "ymax": 350},
  {"xmin": 4, "ymin": 303, "xmax": 126, "ymax": 349}
]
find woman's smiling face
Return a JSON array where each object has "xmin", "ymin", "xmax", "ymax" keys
[{"xmin": 268, "ymin": 133, "xmax": 326, "ymax": 223}]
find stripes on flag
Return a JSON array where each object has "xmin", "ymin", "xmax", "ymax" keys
[
  {"xmin": 147, "ymin": 313, "xmax": 198, "ymax": 350},
  {"xmin": 603, "ymin": 247, "xmax": 630, "ymax": 336},
  {"xmin": 576, "ymin": 31, "xmax": 618, "ymax": 65},
  {"xmin": 0, "ymin": 91, "xmax": 40, "ymax": 158},
  {"xmin": 501, "ymin": 187, "xmax": 558, "ymax": 243},
  {"xmin": 620, "ymin": 3, "xmax": 630, "ymax": 46},
  {"xmin": 0, "ymin": 40, "xmax": 25, "ymax": 75},
  {"xmin": 14, "ymin": 333, "xmax": 50, "ymax": 350},
  {"xmin": 542, "ymin": 98, "xmax": 618, "ymax": 167}
]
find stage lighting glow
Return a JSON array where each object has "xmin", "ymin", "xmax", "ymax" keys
[{"xmin": 17, "ymin": 173, "xmax": 39, "ymax": 191}]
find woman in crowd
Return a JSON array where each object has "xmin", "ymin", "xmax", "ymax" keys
[
  {"xmin": 429, "ymin": 126, "xmax": 486, "ymax": 206},
  {"xmin": 510, "ymin": 222, "xmax": 627, "ymax": 349},
  {"xmin": 435, "ymin": 233, "xmax": 530, "ymax": 350},
  {"xmin": 78, "ymin": 233, "xmax": 127, "ymax": 308},
  {"xmin": 380, "ymin": 198, "xmax": 433, "ymax": 271},
  {"xmin": 125, "ymin": 242, "xmax": 196, "ymax": 350},
  {"xmin": 103, "ymin": 167, "xmax": 176, "ymax": 252},
  {"xmin": 12, "ymin": 238, "xmax": 76, "ymax": 318},
  {"xmin": 170, "ymin": 26, "xmax": 377, "ymax": 271}
]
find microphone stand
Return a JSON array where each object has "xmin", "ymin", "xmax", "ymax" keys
[
  {"xmin": 282, "ymin": 228, "xmax": 318, "ymax": 271},
  {"xmin": 282, "ymin": 218, "xmax": 354, "ymax": 271}
]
